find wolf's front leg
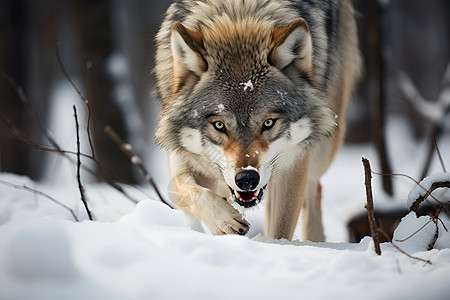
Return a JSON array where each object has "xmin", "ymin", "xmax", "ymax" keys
[
  {"xmin": 170, "ymin": 170, "xmax": 250, "ymax": 235},
  {"xmin": 264, "ymin": 153, "xmax": 311, "ymax": 240}
]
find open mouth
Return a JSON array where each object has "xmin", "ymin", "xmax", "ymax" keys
[{"xmin": 229, "ymin": 186, "xmax": 266, "ymax": 208}]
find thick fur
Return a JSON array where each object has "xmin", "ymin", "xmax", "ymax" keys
[{"xmin": 154, "ymin": 0, "xmax": 361, "ymax": 241}]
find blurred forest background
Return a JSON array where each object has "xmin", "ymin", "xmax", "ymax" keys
[{"xmin": 1, "ymin": 0, "xmax": 449, "ymax": 188}]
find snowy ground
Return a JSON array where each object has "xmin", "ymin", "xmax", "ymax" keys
[{"xmin": 0, "ymin": 117, "xmax": 449, "ymax": 300}]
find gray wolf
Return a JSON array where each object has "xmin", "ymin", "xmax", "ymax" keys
[{"xmin": 154, "ymin": 0, "xmax": 361, "ymax": 241}]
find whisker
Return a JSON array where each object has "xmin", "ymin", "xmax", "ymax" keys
[
  {"xmin": 268, "ymin": 148, "xmax": 287, "ymax": 170},
  {"xmin": 215, "ymin": 162, "xmax": 225, "ymax": 171}
]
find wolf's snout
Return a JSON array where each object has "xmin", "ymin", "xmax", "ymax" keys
[{"xmin": 235, "ymin": 170, "xmax": 260, "ymax": 191}]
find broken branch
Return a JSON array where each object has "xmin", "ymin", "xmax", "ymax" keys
[{"xmin": 362, "ymin": 157, "xmax": 382, "ymax": 255}]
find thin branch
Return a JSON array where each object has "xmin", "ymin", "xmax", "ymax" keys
[
  {"xmin": 436, "ymin": 205, "xmax": 449, "ymax": 232},
  {"xmin": 371, "ymin": 170, "xmax": 443, "ymax": 209},
  {"xmin": 362, "ymin": 157, "xmax": 381, "ymax": 255},
  {"xmin": 378, "ymin": 229, "xmax": 432, "ymax": 265},
  {"xmin": 433, "ymin": 133, "xmax": 447, "ymax": 173},
  {"xmin": 0, "ymin": 113, "xmax": 139, "ymax": 204},
  {"xmin": 3, "ymin": 65, "xmax": 142, "ymax": 206},
  {"xmin": 104, "ymin": 125, "xmax": 172, "ymax": 208},
  {"xmin": 53, "ymin": 35, "xmax": 95, "ymax": 159},
  {"xmin": 420, "ymin": 127, "xmax": 443, "ymax": 180},
  {"xmin": 371, "ymin": 170, "xmax": 420, "ymax": 185},
  {"xmin": 428, "ymin": 219, "xmax": 439, "ymax": 251},
  {"xmin": 74, "ymin": 106, "xmax": 93, "ymax": 220},
  {"xmin": 51, "ymin": 35, "xmax": 142, "ymax": 204},
  {"xmin": 0, "ymin": 178, "xmax": 78, "ymax": 222},
  {"xmin": 0, "ymin": 71, "xmax": 62, "ymax": 152},
  {"xmin": 394, "ymin": 218, "xmax": 434, "ymax": 244},
  {"xmin": 0, "ymin": 71, "xmax": 28, "ymax": 105},
  {"xmin": 0, "ymin": 116, "xmax": 91, "ymax": 159}
]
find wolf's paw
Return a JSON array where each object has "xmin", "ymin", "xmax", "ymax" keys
[
  {"xmin": 218, "ymin": 216, "xmax": 250, "ymax": 235},
  {"xmin": 203, "ymin": 201, "xmax": 250, "ymax": 236}
]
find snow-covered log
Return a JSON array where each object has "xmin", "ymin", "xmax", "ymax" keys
[{"xmin": 407, "ymin": 172, "xmax": 450, "ymax": 213}]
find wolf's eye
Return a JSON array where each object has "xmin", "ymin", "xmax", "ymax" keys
[
  {"xmin": 212, "ymin": 121, "xmax": 227, "ymax": 133},
  {"xmin": 261, "ymin": 119, "xmax": 276, "ymax": 132}
]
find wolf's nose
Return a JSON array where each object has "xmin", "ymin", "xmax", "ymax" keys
[{"xmin": 235, "ymin": 170, "xmax": 260, "ymax": 191}]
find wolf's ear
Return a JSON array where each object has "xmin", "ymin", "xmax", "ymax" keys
[
  {"xmin": 171, "ymin": 22, "xmax": 207, "ymax": 92},
  {"xmin": 269, "ymin": 18, "xmax": 313, "ymax": 78}
]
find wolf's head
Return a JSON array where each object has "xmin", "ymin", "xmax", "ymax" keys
[{"xmin": 156, "ymin": 16, "xmax": 336, "ymax": 208}]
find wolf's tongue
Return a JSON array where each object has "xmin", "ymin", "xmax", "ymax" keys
[{"xmin": 237, "ymin": 191, "xmax": 256, "ymax": 201}]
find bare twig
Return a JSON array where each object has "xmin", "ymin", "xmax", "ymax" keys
[
  {"xmin": 51, "ymin": 37, "xmax": 143, "ymax": 204},
  {"xmin": 362, "ymin": 157, "xmax": 381, "ymax": 255},
  {"xmin": 0, "ymin": 71, "xmax": 28, "ymax": 105},
  {"xmin": 394, "ymin": 218, "xmax": 434, "ymax": 243},
  {"xmin": 104, "ymin": 125, "xmax": 172, "ymax": 208},
  {"xmin": 433, "ymin": 133, "xmax": 447, "ymax": 173},
  {"xmin": 74, "ymin": 106, "xmax": 93, "ymax": 220},
  {"xmin": 0, "ymin": 114, "xmax": 139, "ymax": 203},
  {"xmin": 0, "ymin": 73, "xmax": 139, "ymax": 204},
  {"xmin": 371, "ymin": 170, "xmax": 420, "ymax": 185},
  {"xmin": 371, "ymin": 170, "xmax": 444, "ymax": 210},
  {"xmin": 378, "ymin": 229, "xmax": 432, "ymax": 265},
  {"xmin": 437, "ymin": 206, "xmax": 449, "ymax": 232},
  {"xmin": 53, "ymin": 35, "xmax": 95, "ymax": 159},
  {"xmin": 420, "ymin": 128, "xmax": 443, "ymax": 180},
  {"xmin": 2, "ymin": 43, "xmax": 144, "ymax": 208},
  {"xmin": 428, "ymin": 219, "xmax": 439, "ymax": 251},
  {"xmin": 0, "ymin": 71, "xmax": 62, "ymax": 152},
  {"xmin": 0, "ymin": 115, "xmax": 89, "ymax": 160},
  {"xmin": 0, "ymin": 178, "xmax": 78, "ymax": 222}
]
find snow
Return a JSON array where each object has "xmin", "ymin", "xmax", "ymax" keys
[
  {"xmin": 276, "ymin": 88, "xmax": 288, "ymax": 100},
  {"xmin": 4, "ymin": 219, "xmax": 75, "ymax": 280},
  {"xmin": 0, "ymin": 194, "xmax": 449, "ymax": 300},
  {"xmin": 131, "ymin": 155, "xmax": 142, "ymax": 165},
  {"xmin": 216, "ymin": 103, "xmax": 225, "ymax": 113},
  {"xmin": 0, "ymin": 117, "xmax": 450, "ymax": 299},
  {"xmin": 240, "ymin": 79, "xmax": 254, "ymax": 92},
  {"xmin": 240, "ymin": 165, "xmax": 258, "ymax": 172},
  {"xmin": 393, "ymin": 212, "xmax": 436, "ymax": 252}
]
